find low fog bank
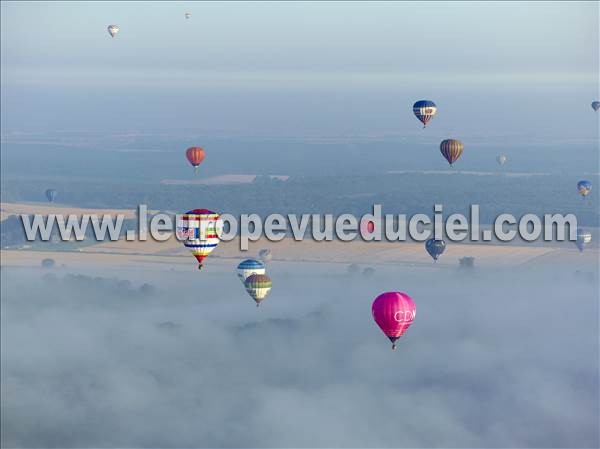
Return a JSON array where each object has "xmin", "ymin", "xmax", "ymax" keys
[{"xmin": 1, "ymin": 262, "xmax": 598, "ymax": 448}]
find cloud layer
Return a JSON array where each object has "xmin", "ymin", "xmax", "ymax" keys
[{"xmin": 1, "ymin": 262, "xmax": 598, "ymax": 447}]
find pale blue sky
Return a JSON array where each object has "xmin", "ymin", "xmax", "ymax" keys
[
  {"xmin": 2, "ymin": 1, "xmax": 598, "ymax": 85},
  {"xmin": 1, "ymin": 1, "xmax": 598, "ymax": 133}
]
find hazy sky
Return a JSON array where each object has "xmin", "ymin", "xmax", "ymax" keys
[
  {"xmin": 2, "ymin": 1, "xmax": 598, "ymax": 84},
  {"xmin": 1, "ymin": 1, "xmax": 599, "ymax": 134}
]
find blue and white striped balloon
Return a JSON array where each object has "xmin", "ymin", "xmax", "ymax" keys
[{"xmin": 236, "ymin": 259, "xmax": 266, "ymax": 282}]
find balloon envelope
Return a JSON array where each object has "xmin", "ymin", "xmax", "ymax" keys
[
  {"xmin": 177, "ymin": 209, "xmax": 222, "ymax": 269},
  {"xmin": 45, "ymin": 189, "xmax": 57, "ymax": 203},
  {"xmin": 107, "ymin": 25, "xmax": 119, "ymax": 37},
  {"xmin": 186, "ymin": 147, "xmax": 205, "ymax": 173},
  {"xmin": 412, "ymin": 100, "xmax": 437, "ymax": 128},
  {"xmin": 244, "ymin": 274, "xmax": 272, "ymax": 306},
  {"xmin": 496, "ymin": 154, "xmax": 507, "ymax": 166},
  {"xmin": 360, "ymin": 218, "xmax": 375, "ymax": 237},
  {"xmin": 425, "ymin": 238, "xmax": 446, "ymax": 261},
  {"xmin": 577, "ymin": 180, "xmax": 592, "ymax": 197},
  {"xmin": 372, "ymin": 292, "xmax": 416, "ymax": 349},
  {"xmin": 258, "ymin": 249, "xmax": 272, "ymax": 262},
  {"xmin": 440, "ymin": 139, "xmax": 464, "ymax": 165},
  {"xmin": 237, "ymin": 259, "xmax": 266, "ymax": 282},
  {"xmin": 575, "ymin": 228, "xmax": 592, "ymax": 252}
]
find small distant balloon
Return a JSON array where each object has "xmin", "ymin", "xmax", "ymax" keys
[
  {"xmin": 45, "ymin": 189, "xmax": 57, "ymax": 203},
  {"xmin": 425, "ymin": 238, "xmax": 446, "ymax": 262},
  {"xmin": 360, "ymin": 219, "xmax": 375, "ymax": 237},
  {"xmin": 244, "ymin": 274, "xmax": 272, "ymax": 306},
  {"xmin": 440, "ymin": 139, "xmax": 463, "ymax": 166},
  {"xmin": 258, "ymin": 249, "xmax": 272, "ymax": 262},
  {"xmin": 592, "ymin": 101, "xmax": 600, "ymax": 112},
  {"xmin": 372, "ymin": 292, "xmax": 416, "ymax": 350},
  {"xmin": 577, "ymin": 180, "xmax": 592, "ymax": 197},
  {"xmin": 412, "ymin": 100, "xmax": 437, "ymax": 128},
  {"xmin": 185, "ymin": 147, "xmax": 205, "ymax": 174},
  {"xmin": 185, "ymin": 12, "xmax": 192, "ymax": 19},
  {"xmin": 496, "ymin": 154, "xmax": 507, "ymax": 166},
  {"xmin": 236, "ymin": 259, "xmax": 266, "ymax": 283},
  {"xmin": 575, "ymin": 228, "xmax": 592, "ymax": 253},
  {"xmin": 107, "ymin": 25, "xmax": 120, "ymax": 38}
]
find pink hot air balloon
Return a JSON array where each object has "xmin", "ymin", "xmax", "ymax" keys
[{"xmin": 372, "ymin": 292, "xmax": 416, "ymax": 350}]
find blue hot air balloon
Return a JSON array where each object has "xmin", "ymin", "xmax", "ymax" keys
[
  {"xmin": 425, "ymin": 238, "xmax": 446, "ymax": 262},
  {"xmin": 236, "ymin": 259, "xmax": 266, "ymax": 283},
  {"xmin": 592, "ymin": 101, "xmax": 600, "ymax": 112},
  {"xmin": 45, "ymin": 189, "xmax": 57, "ymax": 203},
  {"xmin": 577, "ymin": 180, "xmax": 592, "ymax": 198},
  {"xmin": 412, "ymin": 100, "xmax": 437, "ymax": 128}
]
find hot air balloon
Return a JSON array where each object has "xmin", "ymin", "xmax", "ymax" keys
[
  {"xmin": 185, "ymin": 147, "xmax": 205, "ymax": 174},
  {"xmin": 575, "ymin": 228, "xmax": 592, "ymax": 252},
  {"xmin": 592, "ymin": 101, "xmax": 600, "ymax": 112},
  {"xmin": 496, "ymin": 154, "xmax": 507, "ymax": 166},
  {"xmin": 577, "ymin": 180, "xmax": 592, "ymax": 197},
  {"xmin": 359, "ymin": 219, "xmax": 375, "ymax": 239},
  {"xmin": 185, "ymin": 12, "xmax": 192, "ymax": 19},
  {"xmin": 372, "ymin": 292, "xmax": 416, "ymax": 350},
  {"xmin": 236, "ymin": 259, "xmax": 266, "ymax": 283},
  {"xmin": 45, "ymin": 189, "xmax": 57, "ymax": 203},
  {"xmin": 440, "ymin": 139, "xmax": 463, "ymax": 166},
  {"xmin": 177, "ymin": 209, "xmax": 222, "ymax": 270},
  {"xmin": 412, "ymin": 100, "xmax": 437, "ymax": 128},
  {"xmin": 107, "ymin": 25, "xmax": 120, "ymax": 38},
  {"xmin": 258, "ymin": 249, "xmax": 272, "ymax": 263},
  {"xmin": 244, "ymin": 274, "xmax": 272, "ymax": 306},
  {"xmin": 425, "ymin": 238, "xmax": 446, "ymax": 262}
]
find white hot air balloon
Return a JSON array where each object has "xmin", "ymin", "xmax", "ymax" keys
[
  {"xmin": 236, "ymin": 259, "xmax": 266, "ymax": 283},
  {"xmin": 575, "ymin": 228, "xmax": 592, "ymax": 253},
  {"xmin": 258, "ymin": 248, "xmax": 272, "ymax": 263},
  {"xmin": 107, "ymin": 25, "xmax": 120, "ymax": 38},
  {"xmin": 185, "ymin": 12, "xmax": 192, "ymax": 19},
  {"xmin": 496, "ymin": 154, "xmax": 508, "ymax": 166}
]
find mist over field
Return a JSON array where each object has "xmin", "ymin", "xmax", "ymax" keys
[{"xmin": 1, "ymin": 262, "xmax": 598, "ymax": 448}]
